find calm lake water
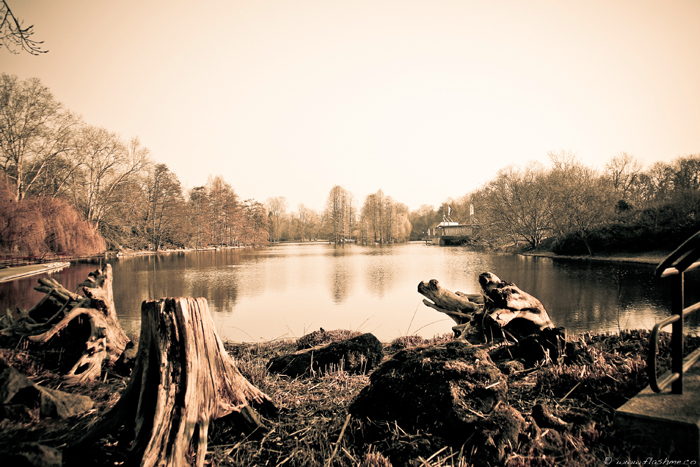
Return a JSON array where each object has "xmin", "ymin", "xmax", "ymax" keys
[{"xmin": 2, "ymin": 242, "xmax": 699, "ymax": 342}]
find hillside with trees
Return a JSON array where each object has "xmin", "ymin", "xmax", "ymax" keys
[{"xmin": 411, "ymin": 151, "xmax": 700, "ymax": 255}]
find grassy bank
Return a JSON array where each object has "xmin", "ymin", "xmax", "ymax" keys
[{"xmin": 0, "ymin": 329, "xmax": 697, "ymax": 466}]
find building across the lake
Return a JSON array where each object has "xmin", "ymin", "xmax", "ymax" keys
[{"xmin": 429, "ymin": 222, "xmax": 475, "ymax": 246}]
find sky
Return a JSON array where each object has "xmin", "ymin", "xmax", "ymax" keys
[{"xmin": 3, "ymin": 0, "xmax": 700, "ymax": 212}]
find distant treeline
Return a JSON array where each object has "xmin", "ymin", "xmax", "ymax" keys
[
  {"xmin": 409, "ymin": 151, "xmax": 700, "ymax": 254},
  {"xmin": 268, "ymin": 187, "xmax": 412, "ymax": 244},
  {"xmin": 0, "ymin": 74, "xmax": 412, "ymax": 255},
  {"xmin": 2, "ymin": 73, "xmax": 697, "ymax": 256}
]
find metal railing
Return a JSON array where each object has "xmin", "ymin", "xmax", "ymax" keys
[{"xmin": 648, "ymin": 231, "xmax": 700, "ymax": 394}]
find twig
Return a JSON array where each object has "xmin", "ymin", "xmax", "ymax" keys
[
  {"xmin": 424, "ymin": 445, "xmax": 449, "ymax": 463},
  {"xmin": 410, "ymin": 319, "xmax": 450, "ymax": 337},
  {"xmin": 467, "ymin": 407, "xmax": 487, "ymax": 419},
  {"xmin": 559, "ymin": 381, "xmax": 581, "ymax": 403},
  {"xmin": 276, "ymin": 449, "xmax": 299, "ymax": 467},
  {"xmin": 354, "ymin": 316, "xmax": 374, "ymax": 333},
  {"xmin": 287, "ymin": 426, "xmax": 312, "ymax": 438},
  {"xmin": 341, "ymin": 446, "xmax": 356, "ymax": 463},
  {"xmin": 406, "ymin": 301, "xmax": 421, "ymax": 336},
  {"xmin": 326, "ymin": 414, "xmax": 352, "ymax": 466}
]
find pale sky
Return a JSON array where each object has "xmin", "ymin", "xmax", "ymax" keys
[{"xmin": 4, "ymin": 0, "xmax": 700, "ymax": 212}]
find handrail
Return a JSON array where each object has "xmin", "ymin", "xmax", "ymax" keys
[
  {"xmin": 648, "ymin": 230, "xmax": 700, "ymax": 394},
  {"xmin": 648, "ymin": 302, "xmax": 700, "ymax": 392}
]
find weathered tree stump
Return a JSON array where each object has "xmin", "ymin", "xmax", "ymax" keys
[
  {"xmin": 1, "ymin": 265, "xmax": 130, "ymax": 384},
  {"xmin": 72, "ymin": 297, "xmax": 277, "ymax": 467}
]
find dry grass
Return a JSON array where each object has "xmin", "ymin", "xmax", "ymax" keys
[{"xmin": 0, "ymin": 329, "xmax": 697, "ymax": 466}]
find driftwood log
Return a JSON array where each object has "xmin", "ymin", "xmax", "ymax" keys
[
  {"xmin": 72, "ymin": 297, "xmax": 277, "ymax": 467},
  {"xmin": 418, "ymin": 273, "xmax": 554, "ymax": 342},
  {"xmin": 417, "ymin": 279, "xmax": 483, "ymax": 324},
  {"xmin": 478, "ymin": 272, "xmax": 554, "ymax": 335},
  {"xmin": 0, "ymin": 265, "xmax": 130, "ymax": 384}
]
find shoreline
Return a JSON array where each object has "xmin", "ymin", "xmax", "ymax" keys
[{"xmin": 518, "ymin": 249, "xmax": 670, "ymax": 266}]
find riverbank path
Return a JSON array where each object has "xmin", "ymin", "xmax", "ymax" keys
[{"xmin": 0, "ymin": 262, "xmax": 70, "ymax": 283}]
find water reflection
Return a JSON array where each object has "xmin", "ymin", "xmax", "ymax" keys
[
  {"xmin": 329, "ymin": 254, "xmax": 353, "ymax": 303},
  {"xmin": 1, "ymin": 243, "xmax": 698, "ymax": 342}
]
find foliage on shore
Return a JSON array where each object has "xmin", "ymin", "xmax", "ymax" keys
[
  {"xmin": 0, "ymin": 329, "xmax": 697, "ymax": 466},
  {"xmin": 0, "ymin": 178, "xmax": 106, "ymax": 256}
]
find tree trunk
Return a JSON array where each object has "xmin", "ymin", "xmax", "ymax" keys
[{"xmin": 72, "ymin": 297, "xmax": 277, "ymax": 467}]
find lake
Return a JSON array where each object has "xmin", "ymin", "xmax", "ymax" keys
[{"xmin": 1, "ymin": 242, "xmax": 698, "ymax": 342}]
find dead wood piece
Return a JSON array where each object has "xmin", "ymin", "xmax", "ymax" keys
[
  {"xmin": 478, "ymin": 272, "xmax": 554, "ymax": 333},
  {"xmin": 0, "ymin": 358, "xmax": 94, "ymax": 420},
  {"xmin": 531, "ymin": 403, "xmax": 568, "ymax": 429},
  {"xmin": 72, "ymin": 297, "xmax": 277, "ymax": 467},
  {"xmin": 417, "ymin": 279, "xmax": 482, "ymax": 324},
  {"xmin": 10, "ymin": 264, "xmax": 131, "ymax": 384}
]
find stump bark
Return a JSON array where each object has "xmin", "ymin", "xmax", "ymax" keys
[{"xmin": 73, "ymin": 297, "xmax": 277, "ymax": 467}]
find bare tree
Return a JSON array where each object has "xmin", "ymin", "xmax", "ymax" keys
[
  {"xmin": 409, "ymin": 204, "xmax": 438, "ymax": 240},
  {"xmin": 487, "ymin": 162, "xmax": 554, "ymax": 248},
  {"xmin": 361, "ymin": 190, "xmax": 383, "ymax": 243},
  {"xmin": 72, "ymin": 127, "xmax": 150, "ymax": 231},
  {"xmin": 673, "ymin": 155, "xmax": 700, "ymax": 192},
  {"xmin": 324, "ymin": 185, "xmax": 352, "ymax": 244},
  {"xmin": 0, "ymin": 74, "xmax": 77, "ymax": 201},
  {"xmin": 1, "ymin": 1, "xmax": 47, "ymax": 55},
  {"xmin": 242, "ymin": 199, "xmax": 269, "ymax": 245},
  {"xmin": 266, "ymin": 196, "xmax": 288, "ymax": 242},
  {"xmin": 604, "ymin": 152, "xmax": 643, "ymax": 202},
  {"xmin": 297, "ymin": 204, "xmax": 318, "ymax": 241},
  {"xmin": 188, "ymin": 186, "xmax": 208, "ymax": 249},
  {"xmin": 146, "ymin": 164, "xmax": 186, "ymax": 250},
  {"xmin": 207, "ymin": 175, "xmax": 238, "ymax": 246}
]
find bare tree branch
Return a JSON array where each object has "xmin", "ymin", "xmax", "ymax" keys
[{"xmin": 1, "ymin": 0, "xmax": 47, "ymax": 55}]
